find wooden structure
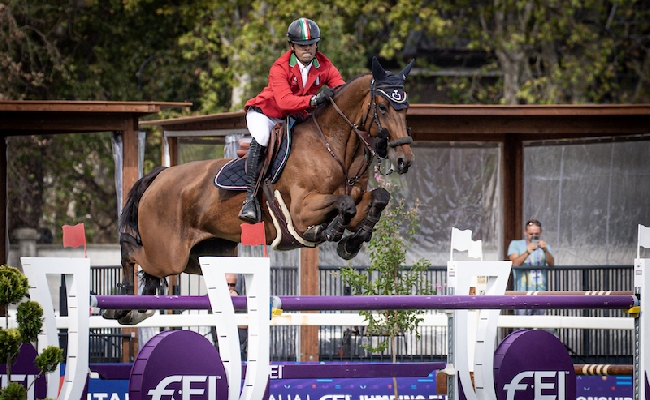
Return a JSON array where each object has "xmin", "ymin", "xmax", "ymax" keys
[
  {"xmin": 143, "ymin": 103, "xmax": 650, "ymax": 361},
  {"xmin": 0, "ymin": 100, "xmax": 190, "ymax": 263}
]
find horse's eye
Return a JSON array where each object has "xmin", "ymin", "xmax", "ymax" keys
[{"xmin": 378, "ymin": 103, "xmax": 388, "ymax": 113}]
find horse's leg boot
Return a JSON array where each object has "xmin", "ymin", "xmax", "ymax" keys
[{"xmin": 239, "ymin": 138, "xmax": 266, "ymax": 223}]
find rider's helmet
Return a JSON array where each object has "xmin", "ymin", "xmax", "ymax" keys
[{"xmin": 286, "ymin": 18, "xmax": 321, "ymax": 45}]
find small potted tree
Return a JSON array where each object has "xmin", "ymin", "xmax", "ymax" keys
[
  {"xmin": 0, "ymin": 264, "xmax": 63, "ymax": 400},
  {"xmin": 342, "ymin": 172, "xmax": 435, "ymax": 400}
]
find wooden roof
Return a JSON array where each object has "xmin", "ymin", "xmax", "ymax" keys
[
  {"xmin": 142, "ymin": 104, "xmax": 650, "ymax": 142},
  {"xmin": 0, "ymin": 100, "xmax": 191, "ymax": 135}
]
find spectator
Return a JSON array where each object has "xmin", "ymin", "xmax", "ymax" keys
[{"xmin": 508, "ymin": 219, "xmax": 555, "ymax": 316}]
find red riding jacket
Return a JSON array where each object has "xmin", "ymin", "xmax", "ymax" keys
[{"xmin": 245, "ymin": 50, "xmax": 345, "ymax": 120}]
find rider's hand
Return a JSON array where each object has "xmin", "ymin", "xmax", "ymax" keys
[{"xmin": 310, "ymin": 87, "xmax": 334, "ymax": 107}]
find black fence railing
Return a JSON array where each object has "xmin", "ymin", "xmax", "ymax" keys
[{"xmin": 79, "ymin": 264, "xmax": 633, "ymax": 364}]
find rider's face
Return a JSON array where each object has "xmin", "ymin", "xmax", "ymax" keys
[{"xmin": 291, "ymin": 43, "xmax": 317, "ymax": 65}]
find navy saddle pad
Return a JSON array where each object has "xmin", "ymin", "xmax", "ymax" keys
[{"xmin": 214, "ymin": 130, "xmax": 291, "ymax": 190}]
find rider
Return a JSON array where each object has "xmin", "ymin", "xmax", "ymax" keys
[{"xmin": 239, "ymin": 17, "xmax": 346, "ymax": 223}]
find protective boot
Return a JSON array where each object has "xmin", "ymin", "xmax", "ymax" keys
[{"xmin": 238, "ymin": 138, "xmax": 266, "ymax": 223}]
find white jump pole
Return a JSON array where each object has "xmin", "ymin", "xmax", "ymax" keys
[
  {"xmin": 200, "ymin": 256, "xmax": 270, "ymax": 400},
  {"xmin": 634, "ymin": 258, "xmax": 650, "ymax": 400},
  {"xmin": 446, "ymin": 260, "xmax": 512, "ymax": 400},
  {"xmin": 21, "ymin": 257, "xmax": 91, "ymax": 400}
]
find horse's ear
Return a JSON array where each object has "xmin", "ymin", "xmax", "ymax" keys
[
  {"xmin": 399, "ymin": 59, "xmax": 416, "ymax": 80},
  {"xmin": 372, "ymin": 56, "xmax": 387, "ymax": 82}
]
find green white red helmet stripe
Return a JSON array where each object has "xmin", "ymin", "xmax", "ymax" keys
[{"xmin": 299, "ymin": 18, "xmax": 311, "ymax": 40}]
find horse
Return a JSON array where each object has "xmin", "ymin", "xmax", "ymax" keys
[{"xmin": 104, "ymin": 57, "xmax": 415, "ymax": 325}]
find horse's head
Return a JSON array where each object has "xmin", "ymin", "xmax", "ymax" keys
[{"xmin": 366, "ymin": 57, "xmax": 415, "ymax": 174}]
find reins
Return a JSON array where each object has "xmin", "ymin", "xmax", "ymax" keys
[{"xmin": 311, "ymin": 104, "xmax": 372, "ymax": 195}]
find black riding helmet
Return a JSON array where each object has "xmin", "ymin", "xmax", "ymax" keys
[{"xmin": 286, "ymin": 18, "xmax": 320, "ymax": 45}]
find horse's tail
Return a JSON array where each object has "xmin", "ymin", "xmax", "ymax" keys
[{"xmin": 119, "ymin": 166, "xmax": 167, "ymax": 239}]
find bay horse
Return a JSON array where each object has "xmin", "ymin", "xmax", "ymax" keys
[{"xmin": 104, "ymin": 57, "xmax": 415, "ymax": 325}]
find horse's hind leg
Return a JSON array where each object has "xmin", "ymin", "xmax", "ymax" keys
[{"xmin": 337, "ymin": 188, "xmax": 390, "ymax": 260}]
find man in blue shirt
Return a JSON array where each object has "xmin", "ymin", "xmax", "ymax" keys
[{"xmin": 508, "ymin": 219, "xmax": 555, "ymax": 292}]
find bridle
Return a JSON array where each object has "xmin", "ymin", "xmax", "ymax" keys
[
  {"xmin": 359, "ymin": 80, "xmax": 413, "ymax": 153},
  {"xmin": 311, "ymin": 77, "xmax": 412, "ymax": 193}
]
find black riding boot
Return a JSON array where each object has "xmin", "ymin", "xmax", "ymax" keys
[{"xmin": 238, "ymin": 138, "xmax": 266, "ymax": 223}]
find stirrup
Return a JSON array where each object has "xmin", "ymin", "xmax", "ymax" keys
[{"xmin": 239, "ymin": 197, "xmax": 261, "ymax": 223}]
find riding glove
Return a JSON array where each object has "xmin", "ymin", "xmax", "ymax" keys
[{"xmin": 310, "ymin": 87, "xmax": 335, "ymax": 107}]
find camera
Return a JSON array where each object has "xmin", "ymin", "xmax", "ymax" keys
[{"xmin": 531, "ymin": 235, "xmax": 539, "ymax": 245}]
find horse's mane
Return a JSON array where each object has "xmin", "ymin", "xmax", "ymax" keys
[{"xmin": 310, "ymin": 73, "xmax": 371, "ymax": 115}]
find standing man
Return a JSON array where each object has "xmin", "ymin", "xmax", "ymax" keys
[
  {"xmin": 239, "ymin": 17, "xmax": 346, "ymax": 223},
  {"xmin": 508, "ymin": 219, "xmax": 555, "ymax": 292}
]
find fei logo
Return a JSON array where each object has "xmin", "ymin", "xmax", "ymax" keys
[
  {"xmin": 147, "ymin": 375, "xmax": 219, "ymax": 400},
  {"xmin": 130, "ymin": 330, "xmax": 227, "ymax": 400},
  {"xmin": 502, "ymin": 371, "xmax": 567, "ymax": 400},
  {"xmin": 494, "ymin": 330, "xmax": 576, "ymax": 400}
]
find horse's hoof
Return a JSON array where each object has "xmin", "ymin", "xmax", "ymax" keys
[
  {"xmin": 337, "ymin": 240, "xmax": 360, "ymax": 260},
  {"xmin": 103, "ymin": 309, "xmax": 128, "ymax": 320},
  {"xmin": 117, "ymin": 310, "xmax": 155, "ymax": 325}
]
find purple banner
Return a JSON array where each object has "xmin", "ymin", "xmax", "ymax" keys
[{"xmin": 83, "ymin": 373, "xmax": 634, "ymax": 400}]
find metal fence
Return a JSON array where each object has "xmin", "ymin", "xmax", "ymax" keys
[{"xmin": 78, "ymin": 264, "xmax": 634, "ymax": 364}]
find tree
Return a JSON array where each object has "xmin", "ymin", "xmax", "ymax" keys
[
  {"xmin": 424, "ymin": 0, "xmax": 650, "ymax": 104},
  {"xmin": 177, "ymin": 1, "xmax": 368, "ymax": 112}
]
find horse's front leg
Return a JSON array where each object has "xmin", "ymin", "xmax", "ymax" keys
[
  {"xmin": 102, "ymin": 233, "xmax": 137, "ymax": 321},
  {"xmin": 337, "ymin": 188, "xmax": 390, "ymax": 260},
  {"xmin": 298, "ymin": 194, "xmax": 357, "ymax": 243}
]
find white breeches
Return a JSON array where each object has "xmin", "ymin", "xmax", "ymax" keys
[{"xmin": 246, "ymin": 109, "xmax": 281, "ymax": 147}]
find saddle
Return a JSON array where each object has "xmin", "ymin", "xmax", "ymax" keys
[{"xmin": 214, "ymin": 120, "xmax": 292, "ymax": 190}]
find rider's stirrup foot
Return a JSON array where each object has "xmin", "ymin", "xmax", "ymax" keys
[{"xmin": 238, "ymin": 199, "xmax": 260, "ymax": 224}]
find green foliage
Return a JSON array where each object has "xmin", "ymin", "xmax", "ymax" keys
[
  {"xmin": 341, "ymin": 173, "xmax": 434, "ymax": 358},
  {"xmin": 427, "ymin": 0, "xmax": 650, "ymax": 104},
  {"xmin": 2, "ymin": 0, "xmax": 650, "ymax": 244},
  {"xmin": 34, "ymin": 346, "xmax": 64, "ymax": 374},
  {"xmin": 0, "ymin": 329, "xmax": 22, "ymax": 368},
  {"xmin": 0, "ymin": 265, "xmax": 29, "ymax": 305},
  {"xmin": 16, "ymin": 302, "xmax": 43, "ymax": 344},
  {"xmin": 0, "ymin": 267, "xmax": 63, "ymax": 394},
  {"xmin": 0, "ymin": 381, "xmax": 27, "ymax": 400}
]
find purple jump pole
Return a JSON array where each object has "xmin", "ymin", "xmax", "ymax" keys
[{"xmin": 93, "ymin": 294, "xmax": 638, "ymax": 311}]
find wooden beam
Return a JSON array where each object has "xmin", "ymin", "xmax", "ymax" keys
[
  {"xmin": 0, "ymin": 137, "xmax": 6, "ymax": 263},
  {"xmin": 299, "ymin": 247, "xmax": 319, "ymax": 361},
  {"xmin": 409, "ymin": 115, "xmax": 650, "ymax": 138},
  {"xmin": 120, "ymin": 118, "xmax": 140, "ymax": 363},
  {"xmin": 501, "ymin": 134, "xmax": 524, "ymax": 260}
]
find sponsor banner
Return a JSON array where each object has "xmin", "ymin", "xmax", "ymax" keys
[
  {"xmin": 0, "ymin": 344, "xmax": 47, "ymax": 400},
  {"xmin": 576, "ymin": 375, "xmax": 633, "ymax": 400},
  {"xmin": 82, "ymin": 373, "xmax": 633, "ymax": 400}
]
